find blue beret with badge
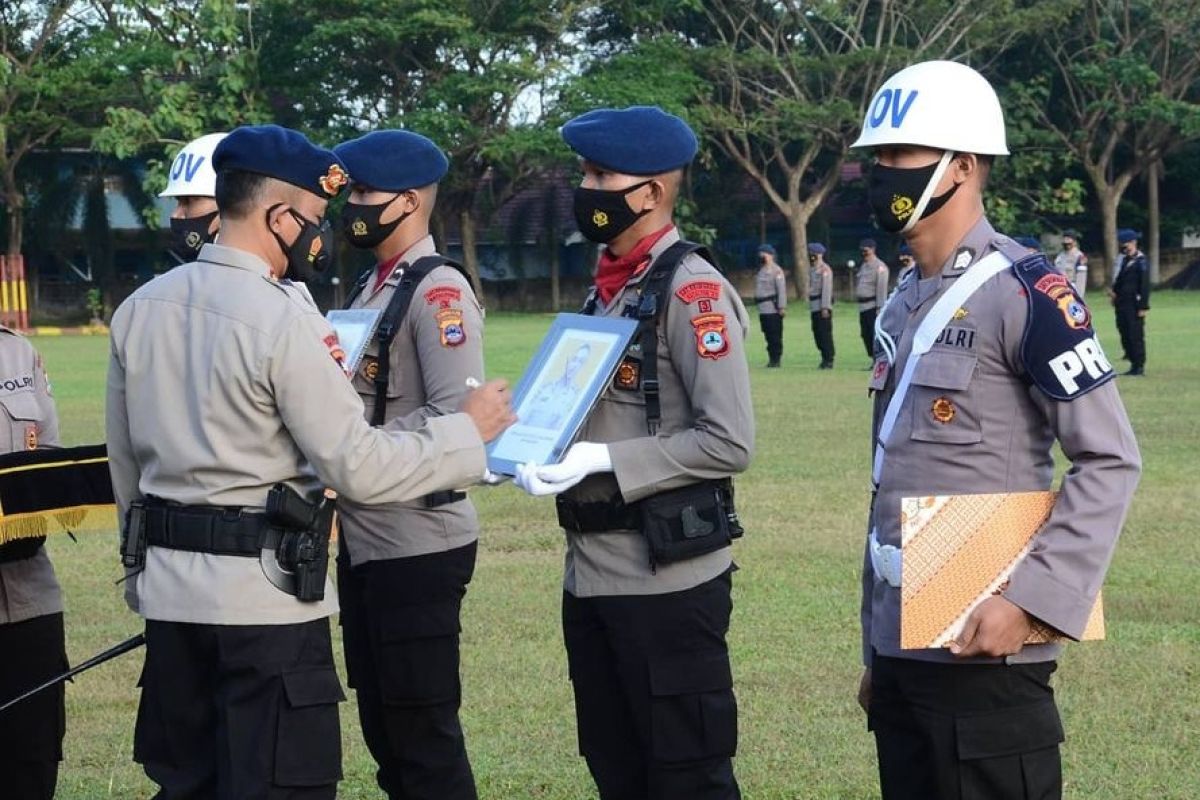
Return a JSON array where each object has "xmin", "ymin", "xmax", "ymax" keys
[
  {"xmin": 212, "ymin": 124, "xmax": 348, "ymax": 198},
  {"xmin": 561, "ymin": 106, "xmax": 698, "ymax": 175},
  {"xmin": 333, "ymin": 130, "xmax": 449, "ymax": 191},
  {"xmin": 808, "ymin": 242, "xmax": 827, "ymax": 255},
  {"xmin": 1117, "ymin": 228, "xmax": 1140, "ymax": 244}
]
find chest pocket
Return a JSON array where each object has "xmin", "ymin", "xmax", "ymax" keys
[
  {"xmin": 0, "ymin": 390, "xmax": 40, "ymax": 453},
  {"xmin": 908, "ymin": 351, "xmax": 982, "ymax": 445}
]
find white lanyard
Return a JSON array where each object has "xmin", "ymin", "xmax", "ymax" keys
[{"xmin": 871, "ymin": 252, "xmax": 1012, "ymax": 487}]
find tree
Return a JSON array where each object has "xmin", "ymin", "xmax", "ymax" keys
[
  {"xmin": 1011, "ymin": 0, "xmax": 1200, "ymax": 283},
  {"xmin": 0, "ymin": 2, "xmax": 119, "ymax": 259}
]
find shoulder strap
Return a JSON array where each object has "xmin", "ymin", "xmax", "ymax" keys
[
  {"xmin": 871, "ymin": 251, "xmax": 1011, "ymax": 487},
  {"xmin": 630, "ymin": 240, "xmax": 712, "ymax": 435},
  {"xmin": 343, "ymin": 267, "xmax": 373, "ymax": 309},
  {"xmin": 367, "ymin": 255, "xmax": 472, "ymax": 427}
]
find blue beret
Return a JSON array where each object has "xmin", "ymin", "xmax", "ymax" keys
[
  {"xmin": 808, "ymin": 242, "xmax": 827, "ymax": 255},
  {"xmin": 562, "ymin": 106, "xmax": 698, "ymax": 175},
  {"xmin": 757, "ymin": 243, "xmax": 776, "ymax": 255},
  {"xmin": 334, "ymin": 130, "xmax": 449, "ymax": 192},
  {"xmin": 1015, "ymin": 236, "xmax": 1040, "ymax": 249},
  {"xmin": 1117, "ymin": 228, "xmax": 1140, "ymax": 244},
  {"xmin": 898, "ymin": 243, "xmax": 913, "ymax": 256},
  {"xmin": 859, "ymin": 238, "xmax": 877, "ymax": 249},
  {"xmin": 212, "ymin": 125, "xmax": 348, "ymax": 199},
  {"xmin": 1063, "ymin": 229, "xmax": 1081, "ymax": 240}
]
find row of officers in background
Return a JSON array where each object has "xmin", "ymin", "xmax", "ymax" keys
[{"xmin": 752, "ymin": 227, "xmax": 1152, "ymax": 375}]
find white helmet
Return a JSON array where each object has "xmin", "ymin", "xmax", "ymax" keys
[
  {"xmin": 850, "ymin": 61, "xmax": 1008, "ymax": 156},
  {"xmin": 159, "ymin": 133, "xmax": 227, "ymax": 198}
]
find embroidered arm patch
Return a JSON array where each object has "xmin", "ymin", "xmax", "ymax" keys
[{"xmin": 1013, "ymin": 254, "xmax": 1114, "ymax": 401}]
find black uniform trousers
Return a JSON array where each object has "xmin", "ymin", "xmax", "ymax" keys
[
  {"xmin": 859, "ymin": 308, "xmax": 877, "ymax": 358},
  {"xmin": 134, "ymin": 617, "xmax": 344, "ymax": 799},
  {"xmin": 810, "ymin": 310, "xmax": 835, "ymax": 366},
  {"xmin": 0, "ymin": 612, "xmax": 66, "ymax": 800},
  {"xmin": 869, "ymin": 655, "xmax": 1064, "ymax": 800},
  {"xmin": 338, "ymin": 542, "xmax": 477, "ymax": 800},
  {"xmin": 562, "ymin": 569, "xmax": 740, "ymax": 800},
  {"xmin": 1114, "ymin": 302, "xmax": 1146, "ymax": 370},
  {"xmin": 758, "ymin": 312, "xmax": 783, "ymax": 365}
]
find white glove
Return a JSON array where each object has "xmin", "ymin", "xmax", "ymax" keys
[
  {"xmin": 514, "ymin": 442, "xmax": 612, "ymax": 497},
  {"xmin": 481, "ymin": 468, "xmax": 510, "ymax": 486}
]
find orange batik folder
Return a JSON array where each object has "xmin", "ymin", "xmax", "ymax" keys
[{"xmin": 900, "ymin": 491, "xmax": 1105, "ymax": 650}]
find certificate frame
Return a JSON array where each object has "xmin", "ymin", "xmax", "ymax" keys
[
  {"xmin": 486, "ymin": 313, "xmax": 639, "ymax": 476},
  {"xmin": 325, "ymin": 308, "xmax": 382, "ymax": 376}
]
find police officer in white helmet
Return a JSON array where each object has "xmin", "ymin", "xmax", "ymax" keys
[
  {"xmin": 160, "ymin": 133, "xmax": 226, "ymax": 263},
  {"xmin": 853, "ymin": 61, "xmax": 1141, "ymax": 799}
]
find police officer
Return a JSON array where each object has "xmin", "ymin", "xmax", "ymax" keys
[
  {"xmin": 753, "ymin": 243, "xmax": 787, "ymax": 367},
  {"xmin": 106, "ymin": 124, "xmax": 515, "ymax": 798},
  {"xmin": 851, "ymin": 61, "xmax": 1140, "ymax": 799},
  {"xmin": 0, "ymin": 330, "xmax": 64, "ymax": 800},
  {"xmin": 1110, "ymin": 228, "xmax": 1150, "ymax": 376},
  {"xmin": 896, "ymin": 243, "xmax": 916, "ymax": 283},
  {"xmin": 855, "ymin": 238, "xmax": 889, "ymax": 360},
  {"xmin": 513, "ymin": 106, "xmax": 754, "ymax": 800},
  {"xmin": 1055, "ymin": 229, "xmax": 1088, "ymax": 296},
  {"xmin": 808, "ymin": 242, "xmax": 835, "ymax": 368},
  {"xmin": 332, "ymin": 130, "xmax": 484, "ymax": 800},
  {"xmin": 160, "ymin": 133, "xmax": 227, "ymax": 263}
]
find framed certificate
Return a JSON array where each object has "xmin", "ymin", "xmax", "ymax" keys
[
  {"xmin": 325, "ymin": 308, "xmax": 382, "ymax": 376},
  {"xmin": 487, "ymin": 313, "xmax": 639, "ymax": 476}
]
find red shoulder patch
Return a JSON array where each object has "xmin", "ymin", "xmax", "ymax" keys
[
  {"xmin": 691, "ymin": 312, "xmax": 730, "ymax": 360},
  {"xmin": 323, "ymin": 332, "xmax": 349, "ymax": 374},
  {"xmin": 675, "ymin": 281, "xmax": 722, "ymax": 305},
  {"xmin": 424, "ymin": 285, "xmax": 463, "ymax": 308}
]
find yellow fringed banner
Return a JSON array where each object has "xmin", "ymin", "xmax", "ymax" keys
[{"xmin": 0, "ymin": 445, "xmax": 115, "ymax": 547}]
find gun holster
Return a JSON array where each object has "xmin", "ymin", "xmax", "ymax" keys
[
  {"xmin": 261, "ymin": 485, "xmax": 335, "ymax": 602},
  {"xmin": 120, "ymin": 502, "xmax": 148, "ymax": 569}
]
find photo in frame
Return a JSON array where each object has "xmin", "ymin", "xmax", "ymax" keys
[
  {"xmin": 325, "ymin": 308, "xmax": 383, "ymax": 377},
  {"xmin": 487, "ymin": 313, "xmax": 639, "ymax": 476}
]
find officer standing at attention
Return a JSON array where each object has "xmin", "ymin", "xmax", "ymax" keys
[
  {"xmin": 753, "ymin": 243, "xmax": 787, "ymax": 367},
  {"xmin": 808, "ymin": 241, "xmax": 835, "ymax": 368},
  {"xmin": 895, "ymin": 242, "xmax": 916, "ymax": 283},
  {"xmin": 855, "ymin": 238, "xmax": 890, "ymax": 360},
  {"xmin": 1110, "ymin": 228, "xmax": 1150, "ymax": 376},
  {"xmin": 1054, "ymin": 229, "xmax": 1088, "ymax": 297},
  {"xmin": 160, "ymin": 133, "xmax": 227, "ymax": 263},
  {"xmin": 852, "ymin": 61, "xmax": 1141, "ymax": 799},
  {"xmin": 514, "ymin": 106, "xmax": 754, "ymax": 800},
  {"xmin": 105, "ymin": 124, "xmax": 515, "ymax": 798},
  {"xmin": 0, "ymin": 331, "xmax": 64, "ymax": 800},
  {"xmin": 332, "ymin": 129, "xmax": 484, "ymax": 800}
]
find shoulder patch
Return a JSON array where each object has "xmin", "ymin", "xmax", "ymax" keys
[
  {"xmin": 691, "ymin": 312, "xmax": 729, "ymax": 360},
  {"xmin": 436, "ymin": 308, "xmax": 466, "ymax": 347},
  {"xmin": 675, "ymin": 280, "xmax": 722, "ymax": 305},
  {"xmin": 424, "ymin": 285, "xmax": 463, "ymax": 307},
  {"xmin": 1013, "ymin": 254, "xmax": 1113, "ymax": 400},
  {"xmin": 323, "ymin": 332, "xmax": 349, "ymax": 375}
]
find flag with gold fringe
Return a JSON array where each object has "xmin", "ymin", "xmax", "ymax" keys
[{"xmin": 0, "ymin": 444, "xmax": 116, "ymax": 547}]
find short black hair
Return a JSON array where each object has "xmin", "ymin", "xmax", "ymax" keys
[{"xmin": 214, "ymin": 169, "xmax": 271, "ymax": 220}]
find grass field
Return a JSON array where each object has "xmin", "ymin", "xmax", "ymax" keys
[{"xmin": 28, "ymin": 291, "xmax": 1200, "ymax": 799}]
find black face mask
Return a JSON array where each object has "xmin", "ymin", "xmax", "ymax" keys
[
  {"xmin": 268, "ymin": 204, "xmax": 333, "ymax": 282},
  {"xmin": 867, "ymin": 159, "xmax": 960, "ymax": 233},
  {"xmin": 168, "ymin": 211, "xmax": 219, "ymax": 262},
  {"xmin": 573, "ymin": 180, "xmax": 652, "ymax": 243},
  {"xmin": 341, "ymin": 196, "xmax": 410, "ymax": 250}
]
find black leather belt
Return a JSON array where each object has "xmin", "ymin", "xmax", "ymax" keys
[
  {"xmin": 144, "ymin": 504, "xmax": 268, "ymax": 557},
  {"xmin": 424, "ymin": 490, "xmax": 466, "ymax": 508},
  {"xmin": 555, "ymin": 496, "xmax": 639, "ymax": 533}
]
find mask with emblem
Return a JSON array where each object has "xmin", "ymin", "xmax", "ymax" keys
[
  {"xmin": 268, "ymin": 204, "xmax": 333, "ymax": 282},
  {"xmin": 867, "ymin": 153, "xmax": 960, "ymax": 234},
  {"xmin": 573, "ymin": 181, "xmax": 652, "ymax": 244},
  {"xmin": 168, "ymin": 211, "xmax": 219, "ymax": 261},
  {"xmin": 340, "ymin": 196, "xmax": 410, "ymax": 250}
]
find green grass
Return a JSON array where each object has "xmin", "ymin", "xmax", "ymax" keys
[{"xmin": 30, "ymin": 292, "xmax": 1200, "ymax": 799}]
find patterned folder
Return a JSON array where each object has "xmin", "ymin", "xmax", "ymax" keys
[{"xmin": 900, "ymin": 491, "xmax": 1105, "ymax": 650}]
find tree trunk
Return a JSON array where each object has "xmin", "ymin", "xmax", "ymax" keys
[
  {"xmin": 459, "ymin": 209, "xmax": 486, "ymax": 309},
  {"xmin": 1147, "ymin": 159, "xmax": 1161, "ymax": 284},
  {"xmin": 1097, "ymin": 189, "xmax": 1120, "ymax": 289},
  {"xmin": 786, "ymin": 212, "xmax": 810, "ymax": 299},
  {"xmin": 4, "ymin": 190, "xmax": 22, "ymax": 259},
  {"xmin": 549, "ymin": 229, "xmax": 561, "ymax": 312}
]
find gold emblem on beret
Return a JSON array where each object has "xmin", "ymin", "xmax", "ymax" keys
[
  {"xmin": 592, "ymin": 209, "xmax": 609, "ymax": 227},
  {"xmin": 931, "ymin": 396, "xmax": 956, "ymax": 424},
  {"xmin": 319, "ymin": 164, "xmax": 349, "ymax": 196}
]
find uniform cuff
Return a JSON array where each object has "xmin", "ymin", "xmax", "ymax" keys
[
  {"xmin": 426, "ymin": 413, "xmax": 488, "ymax": 485},
  {"xmin": 1003, "ymin": 564, "xmax": 1095, "ymax": 641},
  {"xmin": 608, "ymin": 437, "xmax": 663, "ymax": 503}
]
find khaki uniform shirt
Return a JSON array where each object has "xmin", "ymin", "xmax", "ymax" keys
[
  {"xmin": 753, "ymin": 263, "xmax": 787, "ymax": 314},
  {"xmin": 809, "ymin": 260, "xmax": 833, "ymax": 312},
  {"xmin": 0, "ymin": 328, "xmax": 62, "ymax": 625},
  {"xmin": 339, "ymin": 235, "xmax": 484, "ymax": 566},
  {"xmin": 1054, "ymin": 248, "xmax": 1088, "ymax": 297},
  {"xmin": 856, "ymin": 256, "xmax": 890, "ymax": 311},
  {"xmin": 106, "ymin": 243, "xmax": 486, "ymax": 625},
  {"xmin": 562, "ymin": 228, "xmax": 755, "ymax": 597},
  {"xmin": 862, "ymin": 217, "xmax": 1141, "ymax": 665}
]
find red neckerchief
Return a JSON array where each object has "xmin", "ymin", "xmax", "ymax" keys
[
  {"xmin": 373, "ymin": 241, "xmax": 420, "ymax": 293},
  {"xmin": 594, "ymin": 224, "xmax": 675, "ymax": 305}
]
